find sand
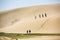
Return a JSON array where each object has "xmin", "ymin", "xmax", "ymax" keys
[
  {"xmin": 0, "ymin": 4, "xmax": 60, "ymax": 33},
  {"xmin": 0, "ymin": 4, "xmax": 60, "ymax": 40}
]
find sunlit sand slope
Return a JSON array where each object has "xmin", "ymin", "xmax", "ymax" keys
[{"xmin": 0, "ymin": 4, "xmax": 60, "ymax": 33}]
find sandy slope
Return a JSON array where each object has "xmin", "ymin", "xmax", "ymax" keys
[{"xmin": 0, "ymin": 4, "xmax": 60, "ymax": 33}]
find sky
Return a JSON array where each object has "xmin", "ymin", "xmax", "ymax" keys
[{"xmin": 0, "ymin": 0, "xmax": 60, "ymax": 11}]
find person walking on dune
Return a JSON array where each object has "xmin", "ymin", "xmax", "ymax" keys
[
  {"xmin": 27, "ymin": 30, "xmax": 28, "ymax": 34},
  {"xmin": 29, "ymin": 30, "xmax": 31, "ymax": 34}
]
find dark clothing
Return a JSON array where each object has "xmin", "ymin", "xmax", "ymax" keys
[
  {"xmin": 27, "ymin": 30, "xmax": 28, "ymax": 34},
  {"xmin": 29, "ymin": 30, "xmax": 31, "ymax": 34}
]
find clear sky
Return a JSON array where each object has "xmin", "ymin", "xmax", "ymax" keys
[{"xmin": 0, "ymin": 0, "xmax": 60, "ymax": 11}]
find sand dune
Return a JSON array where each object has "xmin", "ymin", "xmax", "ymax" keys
[{"xmin": 0, "ymin": 4, "xmax": 60, "ymax": 33}]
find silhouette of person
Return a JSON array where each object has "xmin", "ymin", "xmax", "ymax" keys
[
  {"xmin": 39, "ymin": 14, "xmax": 41, "ymax": 18},
  {"xmin": 42, "ymin": 14, "xmax": 44, "ymax": 17},
  {"xmin": 29, "ymin": 30, "xmax": 31, "ymax": 34},
  {"xmin": 27, "ymin": 30, "xmax": 28, "ymax": 34},
  {"xmin": 35, "ymin": 16, "xmax": 37, "ymax": 19},
  {"xmin": 45, "ymin": 13, "xmax": 47, "ymax": 17}
]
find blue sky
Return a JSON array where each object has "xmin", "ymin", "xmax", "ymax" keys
[{"xmin": 0, "ymin": 0, "xmax": 60, "ymax": 11}]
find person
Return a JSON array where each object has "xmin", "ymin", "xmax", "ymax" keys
[
  {"xmin": 45, "ymin": 13, "xmax": 47, "ymax": 17},
  {"xmin": 39, "ymin": 14, "xmax": 41, "ymax": 18},
  {"xmin": 29, "ymin": 30, "xmax": 31, "ymax": 34},
  {"xmin": 42, "ymin": 14, "xmax": 44, "ymax": 17},
  {"xmin": 27, "ymin": 30, "xmax": 28, "ymax": 34},
  {"xmin": 35, "ymin": 16, "xmax": 37, "ymax": 19}
]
